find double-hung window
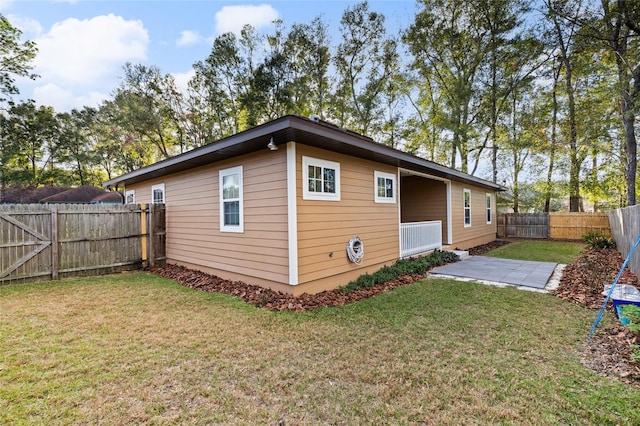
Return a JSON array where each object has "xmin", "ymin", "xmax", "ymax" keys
[
  {"xmin": 219, "ymin": 166, "xmax": 243, "ymax": 232},
  {"xmin": 302, "ymin": 156, "xmax": 340, "ymax": 201},
  {"xmin": 374, "ymin": 171, "xmax": 396, "ymax": 203},
  {"xmin": 463, "ymin": 189, "xmax": 471, "ymax": 227},
  {"xmin": 151, "ymin": 183, "xmax": 165, "ymax": 204},
  {"xmin": 486, "ymin": 193, "xmax": 492, "ymax": 224},
  {"xmin": 125, "ymin": 189, "xmax": 135, "ymax": 204}
]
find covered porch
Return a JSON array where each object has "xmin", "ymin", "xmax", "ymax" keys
[{"xmin": 399, "ymin": 171, "xmax": 451, "ymax": 258}]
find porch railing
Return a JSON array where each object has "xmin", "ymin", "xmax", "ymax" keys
[{"xmin": 400, "ymin": 221, "xmax": 442, "ymax": 258}]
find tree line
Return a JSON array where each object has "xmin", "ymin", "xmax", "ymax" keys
[{"xmin": 1, "ymin": 0, "xmax": 639, "ymax": 211}]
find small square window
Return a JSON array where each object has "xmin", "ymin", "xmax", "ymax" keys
[
  {"xmin": 125, "ymin": 189, "xmax": 135, "ymax": 204},
  {"xmin": 302, "ymin": 156, "xmax": 340, "ymax": 201},
  {"xmin": 151, "ymin": 183, "xmax": 164, "ymax": 204},
  {"xmin": 374, "ymin": 171, "xmax": 396, "ymax": 203}
]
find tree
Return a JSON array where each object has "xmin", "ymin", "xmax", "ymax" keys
[
  {"xmin": 0, "ymin": 14, "xmax": 38, "ymax": 104},
  {"xmin": 333, "ymin": 1, "xmax": 399, "ymax": 137},
  {"xmin": 405, "ymin": 0, "xmax": 489, "ymax": 173}
]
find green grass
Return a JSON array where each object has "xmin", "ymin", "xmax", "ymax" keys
[
  {"xmin": 1, "ymin": 272, "xmax": 637, "ymax": 424},
  {"xmin": 484, "ymin": 239, "xmax": 586, "ymax": 264}
]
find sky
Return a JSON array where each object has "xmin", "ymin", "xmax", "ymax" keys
[{"xmin": 1, "ymin": 0, "xmax": 418, "ymax": 112}]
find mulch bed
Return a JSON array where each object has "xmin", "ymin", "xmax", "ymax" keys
[
  {"xmin": 552, "ymin": 247, "xmax": 640, "ymax": 385},
  {"xmin": 150, "ymin": 265, "xmax": 437, "ymax": 312},
  {"xmin": 150, "ymin": 240, "xmax": 640, "ymax": 385}
]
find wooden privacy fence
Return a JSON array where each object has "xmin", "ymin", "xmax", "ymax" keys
[
  {"xmin": 609, "ymin": 205, "xmax": 640, "ymax": 276},
  {"xmin": 498, "ymin": 212, "xmax": 611, "ymax": 240},
  {"xmin": 0, "ymin": 203, "xmax": 165, "ymax": 285}
]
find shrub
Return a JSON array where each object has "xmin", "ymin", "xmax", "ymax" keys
[
  {"xmin": 341, "ymin": 250, "xmax": 460, "ymax": 293},
  {"xmin": 582, "ymin": 231, "xmax": 616, "ymax": 249}
]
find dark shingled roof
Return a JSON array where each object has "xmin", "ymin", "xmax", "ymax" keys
[
  {"xmin": 90, "ymin": 191, "xmax": 123, "ymax": 203},
  {"xmin": 1, "ymin": 185, "xmax": 69, "ymax": 204},
  {"xmin": 39, "ymin": 186, "xmax": 111, "ymax": 203}
]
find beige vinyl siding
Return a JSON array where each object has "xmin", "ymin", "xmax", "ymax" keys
[
  {"xmin": 296, "ymin": 145, "xmax": 400, "ymax": 286},
  {"xmin": 450, "ymin": 182, "xmax": 497, "ymax": 249},
  {"xmin": 400, "ymin": 175, "xmax": 448, "ymax": 243},
  {"xmin": 127, "ymin": 149, "xmax": 290, "ymax": 286}
]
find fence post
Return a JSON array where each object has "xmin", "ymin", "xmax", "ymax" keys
[
  {"xmin": 140, "ymin": 203, "xmax": 148, "ymax": 267},
  {"xmin": 149, "ymin": 203, "xmax": 155, "ymax": 267},
  {"xmin": 50, "ymin": 205, "xmax": 59, "ymax": 280}
]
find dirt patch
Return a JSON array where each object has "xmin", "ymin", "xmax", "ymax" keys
[{"xmin": 552, "ymin": 248, "xmax": 640, "ymax": 385}]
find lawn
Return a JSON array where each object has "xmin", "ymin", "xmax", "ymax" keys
[
  {"xmin": 1, "ymin": 272, "xmax": 637, "ymax": 424},
  {"xmin": 483, "ymin": 239, "xmax": 586, "ymax": 264}
]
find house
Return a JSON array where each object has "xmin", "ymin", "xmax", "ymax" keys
[
  {"xmin": 1, "ymin": 185, "xmax": 122, "ymax": 204},
  {"xmin": 104, "ymin": 115, "xmax": 504, "ymax": 295}
]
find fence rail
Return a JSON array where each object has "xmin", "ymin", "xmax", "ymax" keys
[
  {"xmin": 400, "ymin": 220, "xmax": 442, "ymax": 257},
  {"xmin": 497, "ymin": 212, "xmax": 610, "ymax": 240},
  {"xmin": 0, "ymin": 203, "xmax": 165, "ymax": 285}
]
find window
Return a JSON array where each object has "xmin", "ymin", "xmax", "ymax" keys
[
  {"xmin": 219, "ymin": 166, "xmax": 243, "ymax": 232},
  {"xmin": 125, "ymin": 189, "xmax": 135, "ymax": 204},
  {"xmin": 302, "ymin": 156, "xmax": 340, "ymax": 201},
  {"xmin": 151, "ymin": 183, "xmax": 165, "ymax": 204},
  {"xmin": 463, "ymin": 189, "xmax": 471, "ymax": 227},
  {"xmin": 374, "ymin": 171, "xmax": 396, "ymax": 203},
  {"xmin": 486, "ymin": 193, "xmax": 492, "ymax": 224}
]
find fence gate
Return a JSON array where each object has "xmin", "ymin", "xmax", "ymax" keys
[
  {"xmin": 499, "ymin": 213, "xmax": 549, "ymax": 238},
  {"xmin": 0, "ymin": 208, "xmax": 53, "ymax": 281},
  {"xmin": 0, "ymin": 203, "xmax": 165, "ymax": 285}
]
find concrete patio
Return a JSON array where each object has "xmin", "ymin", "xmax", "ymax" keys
[{"xmin": 430, "ymin": 256, "xmax": 562, "ymax": 292}]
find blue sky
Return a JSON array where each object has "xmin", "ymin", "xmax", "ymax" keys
[{"xmin": 1, "ymin": 0, "xmax": 418, "ymax": 112}]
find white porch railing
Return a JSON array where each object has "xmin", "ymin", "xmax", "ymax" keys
[{"xmin": 400, "ymin": 221, "xmax": 442, "ymax": 258}]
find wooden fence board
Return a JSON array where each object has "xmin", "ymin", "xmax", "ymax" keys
[
  {"xmin": 549, "ymin": 212, "xmax": 610, "ymax": 240},
  {"xmin": 0, "ymin": 203, "xmax": 165, "ymax": 285},
  {"xmin": 498, "ymin": 212, "xmax": 611, "ymax": 240},
  {"xmin": 609, "ymin": 205, "xmax": 640, "ymax": 276}
]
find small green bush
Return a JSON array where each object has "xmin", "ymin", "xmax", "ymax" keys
[
  {"xmin": 341, "ymin": 250, "xmax": 459, "ymax": 293},
  {"xmin": 582, "ymin": 231, "xmax": 616, "ymax": 249}
]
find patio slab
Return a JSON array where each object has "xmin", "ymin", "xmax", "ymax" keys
[{"xmin": 431, "ymin": 256, "xmax": 557, "ymax": 290}]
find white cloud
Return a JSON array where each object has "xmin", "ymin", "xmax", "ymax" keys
[
  {"xmin": 32, "ymin": 83, "xmax": 109, "ymax": 111},
  {"xmin": 33, "ymin": 14, "xmax": 149, "ymax": 87},
  {"xmin": 171, "ymin": 69, "xmax": 195, "ymax": 94},
  {"xmin": 214, "ymin": 4, "xmax": 279, "ymax": 35},
  {"xmin": 176, "ymin": 30, "xmax": 202, "ymax": 47},
  {"xmin": 6, "ymin": 14, "xmax": 44, "ymax": 37},
  {"xmin": 0, "ymin": 0, "xmax": 14, "ymax": 12}
]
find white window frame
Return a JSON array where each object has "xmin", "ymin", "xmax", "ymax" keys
[
  {"xmin": 151, "ymin": 183, "xmax": 165, "ymax": 204},
  {"xmin": 486, "ymin": 193, "xmax": 492, "ymax": 224},
  {"xmin": 125, "ymin": 189, "xmax": 135, "ymax": 204},
  {"xmin": 374, "ymin": 171, "xmax": 396, "ymax": 203},
  {"xmin": 219, "ymin": 166, "xmax": 244, "ymax": 233},
  {"xmin": 302, "ymin": 156, "xmax": 340, "ymax": 201},
  {"xmin": 463, "ymin": 188, "xmax": 471, "ymax": 227}
]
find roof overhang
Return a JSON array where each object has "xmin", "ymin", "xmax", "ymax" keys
[{"xmin": 103, "ymin": 115, "xmax": 505, "ymax": 192}]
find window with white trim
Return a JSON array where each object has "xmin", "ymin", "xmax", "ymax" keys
[
  {"xmin": 486, "ymin": 193, "xmax": 492, "ymax": 224},
  {"xmin": 302, "ymin": 156, "xmax": 340, "ymax": 201},
  {"xmin": 374, "ymin": 171, "xmax": 396, "ymax": 203},
  {"xmin": 463, "ymin": 189, "xmax": 471, "ymax": 227},
  {"xmin": 125, "ymin": 189, "xmax": 135, "ymax": 204},
  {"xmin": 219, "ymin": 166, "xmax": 243, "ymax": 232},
  {"xmin": 151, "ymin": 183, "xmax": 165, "ymax": 204}
]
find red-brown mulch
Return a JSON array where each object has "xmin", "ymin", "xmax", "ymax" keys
[
  {"xmin": 552, "ymin": 247, "xmax": 640, "ymax": 385},
  {"xmin": 149, "ymin": 264, "xmax": 434, "ymax": 312},
  {"xmin": 467, "ymin": 239, "xmax": 511, "ymax": 256}
]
